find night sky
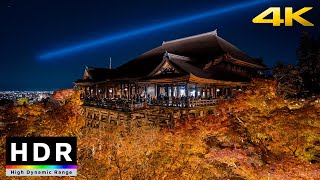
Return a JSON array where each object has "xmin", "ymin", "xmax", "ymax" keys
[{"xmin": 1, "ymin": 0, "xmax": 319, "ymax": 91}]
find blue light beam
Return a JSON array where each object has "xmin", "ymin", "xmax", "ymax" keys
[{"xmin": 39, "ymin": 0, "xmax": 269, "ymax": 60}]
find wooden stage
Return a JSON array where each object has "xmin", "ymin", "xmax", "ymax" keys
[{"xmin": 83, "ymin": 105, "xmax": 217, "ymax": 130}]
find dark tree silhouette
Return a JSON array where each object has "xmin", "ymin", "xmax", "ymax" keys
[{"xmin": 297, "ymin": 32, "xmax": 320, "ymax": 94}]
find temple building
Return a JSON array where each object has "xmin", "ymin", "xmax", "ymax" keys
[{"xmin": 75, "ymin": 30, "xmax": 267, "ymax": 108}]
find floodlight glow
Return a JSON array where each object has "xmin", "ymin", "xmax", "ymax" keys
[{"xmin": 39, "ymin": 0, "xmax": 269, "ymax": 60}]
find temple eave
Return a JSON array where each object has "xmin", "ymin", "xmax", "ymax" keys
[{"xmin": 188, "ymin": 74, "xmax": 247, "ymax": 86}]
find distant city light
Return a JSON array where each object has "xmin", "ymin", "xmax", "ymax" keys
[{"xmin": 0, "ymin": 91, "xmax": 53, "ymax": 105}]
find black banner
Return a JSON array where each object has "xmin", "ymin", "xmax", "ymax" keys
[{"xmin": 6, "ymin": 137, "xmax": 77, "ymax": 165}]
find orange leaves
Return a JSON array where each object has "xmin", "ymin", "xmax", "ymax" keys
[
  {"xmin": 1, "ymin": 81, "xmax": 320, "ymax": 179},
  {"xmin": 76, "ymin": 123, "xmax": 216, "ymax": 179},
  {"xmin": 52, "ymin": 89, "xmax": 76, "ymax": 101},
  {"xmin": 207, "ymin": 78, "xmax": 320, "ymax": 179},
  {"xmin": 1, "ymin": 90, "xmax": 85, "ymax": 137}
]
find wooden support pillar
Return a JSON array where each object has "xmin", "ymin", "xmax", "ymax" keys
[
  {"xmin": 205, "ymin": 84, "xmax": 208, "ymax": 98},
  {"xmin": 134, "ymin": 84, "xmax": 137, "ymax": 95},
  {"xmin": 144, "ymin": 85, "xmax": 147, "ymax": 97},
  {"xmin": 195, "ymin": 84, "xmax": 198, "ymax": 97},
  {"xmin": 222, "ymin": 87, "xmax": 225, "ymax": 97},
  {"xmin": 165, "ymin": 86, "xmax": 169, "ymax": 97},
  {"xmin": 99, "ymin": 86, "xmax": 102, "ymax": 99},
  {"xmin": 97, "ymin": 87, "xmax": 99, "ymax": 98},
  {"xmin": 220, "ymin": 88, "xmax": 222, "ymax": 97},
  {"xmin": 120, "ymin": 83, "xmax": 123, "ymax": 98},
  {"xmin": 177, "ymin": 86, "xmax": 180, "ymax": 98},
  {"xmin": 155, "ymin": 114, "xmax": 160, "ymax": 127},
  {"xmin": 117, "ymin": 112, "xmax": 120, "ymax": 125},
  {"xmin": 133, "ymin": 84, "xmax": 136, "ymax": 97},
  {"xmin": 124, "ymin": 84, "xmax": 127, "ymax": 98},
  {"xmin": 85, "ymin": 108, "xmax": 89, "ymax": 125},
  {"xmin": 112, "ymin": 86, "xmax": 115, "ymax": 98},
  {"xmin": 132, "ymin": 84, "xmax": 134, "ymax": 98},
  {"xmin": 129, "ymin": 84, "xmax": 132, "ymax": 99},
  {"xmin": 157, "ymin": 85, "xmax": 160, "ymax": 99},
  {"xmin": 104, "ymin": 86, "xmax": 107, "ymax": 98},
  {"xmin": 135, "ymin": 84, "xmax": 138, "ymax": 97},
  {"xmin": 171, "ymin": 85, "xmax": 174, "ymax": 98},
  {"xmin": 97, "ymin": 86, "xmax": 100, "ymax": 98},
  {"xmin": 126, "ymin": 84, "xmax": 129, "ymax": 99},
  {"xmin": 169, "ymin": 111, "xmax": 174, "ymax": 128},
  {"xmin": 95, "ymin": 84, "xmax": 98, "ymax": 97},
  {"xmin": 98, "ymin": 111, "xmax": 102, "ymax": 130},
  {"xmin": 112, "ymin": 87, "xmax": 115, "ymax": 98},
  {"xmin": 185, "ymin": 83, "xmax": 189, "ymax": 97}
]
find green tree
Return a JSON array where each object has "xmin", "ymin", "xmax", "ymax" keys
[{"xmin": 17, "ymin": 98, "xmax": 29, "ymax": 105}]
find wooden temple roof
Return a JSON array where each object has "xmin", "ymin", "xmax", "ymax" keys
[
  {"xmin": 117, "ymin": 30, "xmax": 266, "ymax": 78},
  {"xmin": 75, "ymin": 30, "xmax": 267, "ymax": 85},
  {"xmin": 142, "ymin": 52, "xmax": 251, "ymax": 84},
  {"xmin": 74, "ymin": 66, "xmax": 120, "ymax": 83}
]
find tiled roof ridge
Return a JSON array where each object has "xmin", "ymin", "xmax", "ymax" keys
[{"xmin": 162, "ymin": 29, "xmax": 217, "ymax": 45}]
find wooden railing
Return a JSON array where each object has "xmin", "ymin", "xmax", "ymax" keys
[
  {"xmin": 152, "ymin": 99, "xmax": 187, "ymax": 107},
  {"xmin": 189, "ymin": 99, "xmax": 218, "ymax": 107},
  {"xmin": 83, "ymin": 98, "xmax": 227, "ymax": 111},
  {"xmin": 153, "ymin": 99, "xmax": 224, "ymax": 107}
]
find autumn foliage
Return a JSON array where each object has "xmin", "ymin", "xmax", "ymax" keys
[
  {"xmin": 210, "ymin": 79, "xmax": 320, "ymax": 179},
  {"xmin": 0, "ymin": 89, "xmax": 85, "ymax": 179},
  {"xmin": 1, "ymin": 81, "xmax": 320, "ymax": 179},
  {"xmin": 0, "ymin": 89, "xmax": 85, "ymax": 137}
]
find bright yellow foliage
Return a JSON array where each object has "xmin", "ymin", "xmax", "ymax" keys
[{"xmin": 0, "ymin": 81, "xmax": 319, "ymax": 179}]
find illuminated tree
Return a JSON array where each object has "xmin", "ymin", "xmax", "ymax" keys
[
  {"xmin": 17, "ymin": 98, "xmax": 29, "ymax": 105},
  {"xmin": 273, "ymin": 63, "xmax": 303, "ymax": 98},
  {"xmin": 1, "ymin": 82, "xmax": 319, "ymax": 179}
]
